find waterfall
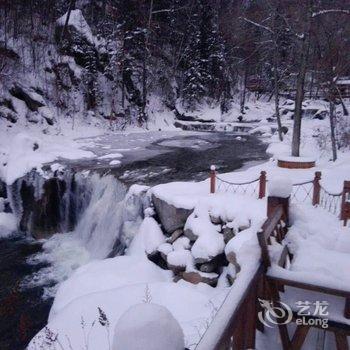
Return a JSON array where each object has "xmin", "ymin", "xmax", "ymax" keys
[
  {"xmin": 73, "ymin": 174, "xmax": 127, "ymax": 258},
  {"xmin": 11, "ymin": 168, "xmax": 149, "ymax": 297}
]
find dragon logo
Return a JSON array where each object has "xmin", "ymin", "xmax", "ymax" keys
[{"xmin": 258, "ymin": 299, "xmax": 293, "ymax": 328}]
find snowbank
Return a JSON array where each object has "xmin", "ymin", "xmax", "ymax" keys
[
  {"xmin": 29, "ymin": 280, "xmax": 223, "ymax": 350},
  {"xmin": 0, "ymin": 132, "xmax": 94, "ymax": 185},
  {"xmin": 49, "ymin": 256, "xmax": 172, "ymax": 320},
  {"xmin": 112, "ymin": 303, "xmax": 185, "ymax": 350}
]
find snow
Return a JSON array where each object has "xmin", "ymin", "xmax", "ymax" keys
[
  {"xmin": 167, "ymin": 249, "xmax": 193, "ymax": 268},
  {"xmin": 268, "ymin": 177, "xmax": 293, "ymax": 198},
  {"xmin": 109, "ymin": 159, "xmax": 121, "ymax": 166},
  {"xmin": 172, "ymin": 236, "xmax": 190, "ymax": 250},
  {"xmin": 18, "ymin": 95, "xmax": 350, "ymax": 349},
  {"xmin": 277, "ymin": 155, "xmax": 316, "ymax": 162},
  {"xmin": 192, "ymin": 232, "xmax": 225, "ymax": 261},
  {"xmin": 112, "ymin": 303, "xmax": 185, "ymax": 350},
  {"xmin": 0, "ymin": 131, "xmax": 95, "ymax": 185},
  {"xmin": 49, "ymin": 256, "xmax": 172, "ymax": 320},
  {"xmin": 98, "ymin": 152, "xmax": 123, "ymax": 159},
  {"xmin": 268, "ymin": 203, "xmax": 350, "ymax": 292},
  {"xmin": 132, "ymin": 217, "xmax": 165, "ymax": 255},
  {"xmin": 56, "ymin": 9, "xmax": 95, "ymax": 45},
  {"xmin": 0, "ymin": 212, "xmax": 17, "ymax": 238},
  {"xmin": 157, "ymin": 242, "xmax": 173, "ymax": 255},
  {"xmin": 29, "ymin": 278, "xmax": 225, "ymax": 350}
]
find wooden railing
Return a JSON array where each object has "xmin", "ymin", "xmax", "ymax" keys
[
  {"xmin": 195, "ymin": 265, "xmax": 263, "ymax": 350},
  {"xmin": 209, "ymin": 166, "xmax": 350, "ymax": 225},
  {"xmin": 195, "ymin": 200, "xmax": 287, "ymax": 349},
  {"xmin": 210, "ymin": 166, "xmax": 266, "ymax": 199}
]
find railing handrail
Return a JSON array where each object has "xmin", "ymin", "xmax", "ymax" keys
[
  {"xmin": 215, "ymin": 174, "xmax": 260, "ymax": 186},
  {"xmin": 195, "ymin": 264, "xmax": 263, "ymax": 350},
  {"xmin": 319, "ymin": 183, "xmax": 342, "ymax": 197}
]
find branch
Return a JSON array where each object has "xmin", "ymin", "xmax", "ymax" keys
[
  {"xmin": 312, "ymin": 9, "xmax": 350, "ymax": 18},
  {"xmin": 239, "ymin": 17, "xmax": 274, "ymax": 34},
  {"xmin": 152, "ymin": 6, "xmax": 188, "ymax": 15}
]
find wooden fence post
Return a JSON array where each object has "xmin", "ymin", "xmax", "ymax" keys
[
  {"xmin": 210, "ymin": 165, "xmax": 216, "ymax": 194},
  {"xmin": 340, "ymin": 181, "xmax": 350, "ymax": 226},
  {"xmin": 259, "ymin": 171, "xmax": 266, "ymax": 199},
  {"xmin": 312, "ymin": 171, "xmax": 321, "ymax": 206},
  {"xmin": 267, "ymin": 196, "xmax": 290, "ymax": 227}
]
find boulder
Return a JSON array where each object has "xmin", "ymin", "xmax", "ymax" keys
[
  {"xmin": 26, "ymin": 110, "xmax": 42, "ymax": 124},
  {"xmin": 222, "ymin": 226, "xmax": 235, "ymax": 243},
  {"xmin": 166, "ymin": 228, "xmax": 183, "ymax": 244},
  {"xmin": 10, "ymin": 83, "xmax": 45, "ymax": 111},
  {"xmin": 184, "ymin": 227, "xmax": 198, "ymax": 241},
  {"xmin": 198, "ymin": 261, "xmax": 217, "ymax": 273},
  {"xmin": 38, "ymin": 107, "xmax": 55, "ymax": 125},
  {"xmin": 182, "ymin": 271, "xmax": 218, "ymax": 286},
  {"xmin": 172, "ymin": 236, "xmax": 190, "ymax": 251},
  {"xmin": 55, "ymin": 10, "xmax": 100, "ymax": 69},
  {"xmin": 226, "ymin": 251, "xmax": 241, "ymax": 273},
  {"xmin": 152, "ymin": 194, "xmax": 193, "ymax": 234},
  {"xmin": 167, "ymin": 249, "xmax": 193, "ymax": 274},
  {"xmin": 157, "ymin": 243, "xmax": 173, "ymax": 260},
  {"xmin": 0, "ymin": 106, "xmax": 18, "ymax": 123},
  {"xmin": 197, "ymin": 252, "xmax": 227, "ymax": 273},
  {"xmin": 0, "ymin": 43, "xmax": 19, "ymax": 60},
  {"xmin": 209, "ymin": 213, "xmax": 222, "ymax": 225}
]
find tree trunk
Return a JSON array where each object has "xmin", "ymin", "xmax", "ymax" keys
[
  {"xmin": 291, "ymin": 30, "xmax": 310, "ymax": 156},
  {"xmin": 240, "ymin": 69, "xmax": 247, "ymax": 115},
  {"xmin": 140, "ymin": 0, "xmax": 154, "ymax": 124},
  {"xmin": 60, "ymin": 0, "xmax": 76, "ymax": 42},
  {"xmin": 272, "ymin": 19, "xmax": 283, "ymax": 142},
  {"xmin": 329, "ymin": 101, "xmax": 337, "ymax": 161}
]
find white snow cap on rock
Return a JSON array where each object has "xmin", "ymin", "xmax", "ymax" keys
[
  {"xmin": 268, "ymin": 176, "xmax": 293, "ymax": 198},
  {"xmin": 112, "ymin": 303, "xmax": 185, "ymax": 350}
]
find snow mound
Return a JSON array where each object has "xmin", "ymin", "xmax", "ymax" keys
[
  {"xmin": 0, "ymin": 212, "xmax": 17, "ymax": 238},
  {"xmin": 29, "ymin": 281, "xmax": 216, "ymax": 350},
  {"xmin": 268, "ymin": 177, "xmax": 293, "ymax": 198},
  {"xmin": 141, "ymin": 217, "xmax": 166, "ymax": 255},
  {"xmin": 112, "ymin": 303, "xmax": 185, "ymax": 350},
  {"xmin": 49, "ymin": 256, "xmax": 172, "ymax": 320}
]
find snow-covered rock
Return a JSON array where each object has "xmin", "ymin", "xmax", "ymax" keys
[
  {"xmin": 0, "ymin": 105, "xmax": 18, "ymax": 123},
  {"xmin": 138, "ymin": 217, "xmax": 166, "ymax": 255},
  {"xmin": 152, "ymin": 193, "xmax": 193, "ymax": 234},
  {"xmin": 167, "ymin": 249, "xmax": 193, "ymax": 272},
  {"xmin": 56, "ymin": 9, "xmax": 94, "ymax": 45},
  {"xmin": 112, "ymin": 303, "xmax": 185, "ymax": 350},
  {"xmin": 10, "ymin": 83, "xmax": 45, "ymax": 111}
]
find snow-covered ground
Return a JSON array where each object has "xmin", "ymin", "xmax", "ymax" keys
[{"xmin": 2, "ymin": 97, "xmax": 350, "ymax": 349}]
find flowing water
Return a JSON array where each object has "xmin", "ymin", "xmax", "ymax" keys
[{"xmin": 0, "ymin": 131, "xmax": 268, "ymax": 349}]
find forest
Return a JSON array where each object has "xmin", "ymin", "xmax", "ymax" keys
[{"xmin": 1, "ymin": 1, "xmax": 349, "ymax": 125}]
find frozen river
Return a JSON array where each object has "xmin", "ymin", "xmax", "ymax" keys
[{"xmin": 71, "ymin": 130, "xmax": 268, "ymax": 185}]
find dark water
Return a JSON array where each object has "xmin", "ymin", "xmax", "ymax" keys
[
  {"xmin": 0, "ymin": 236, "xmax": 53, "ymax": 350},
  {"xmin": 0, "ymin": 132, "xmax": 268, "ymax": 349},
  {"xmin": 72, "ymin": 132, "xmax": 269, "ymax": 186}
]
